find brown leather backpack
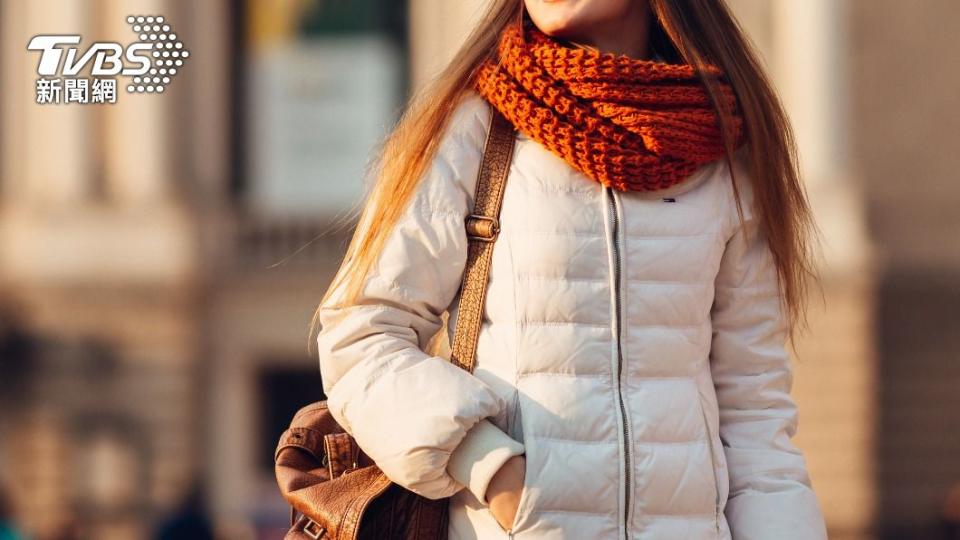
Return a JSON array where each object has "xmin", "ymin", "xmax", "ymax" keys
[{"xmin": 274, "ymin": 108, "xmax": 518, "ymax": 540}]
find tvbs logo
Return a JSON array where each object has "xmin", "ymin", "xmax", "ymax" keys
[{"xmin": 28, "ymin": 15, "xmax": 189, "ymax": 105}]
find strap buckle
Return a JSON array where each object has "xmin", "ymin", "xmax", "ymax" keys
[
  {"xmin": 303, "ymin": 518, "xmax": 326, "ymax": 539},
  {"xmin": 465, "ymin": 214, "xmax": 500, "ymax": 242}
]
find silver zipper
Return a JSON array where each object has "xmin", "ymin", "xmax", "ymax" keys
[
  {"xmin": 699, "ymin": 400, "xmax": 721, "ymax": 533},
  {"xmin": 607, "ymin": 187, "xmax": 632, "ymax": 539}
]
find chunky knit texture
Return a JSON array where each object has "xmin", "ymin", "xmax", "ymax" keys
[{"xmin": 474, "ymin": 20, "xmax": 745, "ymax": 192}]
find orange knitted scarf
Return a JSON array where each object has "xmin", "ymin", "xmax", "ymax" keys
[{"xmin": 474, "ymin": 21, "xmax": 745, "ymax": 192}]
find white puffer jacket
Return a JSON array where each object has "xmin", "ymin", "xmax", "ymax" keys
[{"xmin": 317, "ymin": 91, "xmax": 828, "ymax": 540}]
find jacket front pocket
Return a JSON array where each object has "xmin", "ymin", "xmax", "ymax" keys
[{"xmin": 697, "ymin": 397, "xmax": 722, "ymax": 532}]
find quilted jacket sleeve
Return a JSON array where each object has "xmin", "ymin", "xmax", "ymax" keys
[
  {"xmin": 316, "ymin": 93, "xmax": 525, "ymax": 502},
  {"xmin": 709, "ymin": 162, "xmax": 829, "ymax": 539}
]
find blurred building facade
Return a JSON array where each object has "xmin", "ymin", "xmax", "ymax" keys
[{"xmin": 0, "ymin": 1, "xmax": 957, "ymax": 539}]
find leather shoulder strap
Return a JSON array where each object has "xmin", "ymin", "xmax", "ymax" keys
[{"xmin": 449, "ymin": 108, "xmax": 516, "ymax": 372}]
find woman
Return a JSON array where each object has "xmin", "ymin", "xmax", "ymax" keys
[{"xmin": 313, "ymin": 0, "xmax": 829, "ymax": 538}]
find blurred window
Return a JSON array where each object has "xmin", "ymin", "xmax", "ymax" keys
[
  {"xmin": 258, "ymin": 365, "xmax": 326, "ymax": 472},
  {"xmin": 238, "ymin": 0, "xmax": 408, "ymax": 217}
]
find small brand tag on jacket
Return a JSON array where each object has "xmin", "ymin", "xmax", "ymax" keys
[{"xmin": 662, "ymin": 197, "xmax": 677, "ymax": 203}]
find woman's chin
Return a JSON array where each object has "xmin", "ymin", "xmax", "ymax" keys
[{"xmin": 529, "ymin": 15, "xmax": 582, "ymax": 39}]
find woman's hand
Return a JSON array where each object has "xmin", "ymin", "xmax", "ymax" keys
[{"xmin": 486, "ymin": 455, "xmax": 526, "ymax": 532}]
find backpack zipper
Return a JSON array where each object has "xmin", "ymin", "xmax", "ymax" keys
[{"xmin": 607, "ymin": 187, "xmax": 632, "ymax": 539}]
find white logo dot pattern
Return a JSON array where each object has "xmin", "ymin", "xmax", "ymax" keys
[{"xmin": 126, "ymin": 15, "xmax": 188, "ymax": 94}]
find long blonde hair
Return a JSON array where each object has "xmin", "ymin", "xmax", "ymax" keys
[{"xmin": 308, "ymin": 0, "xmax": 822, "ymax": 352}]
